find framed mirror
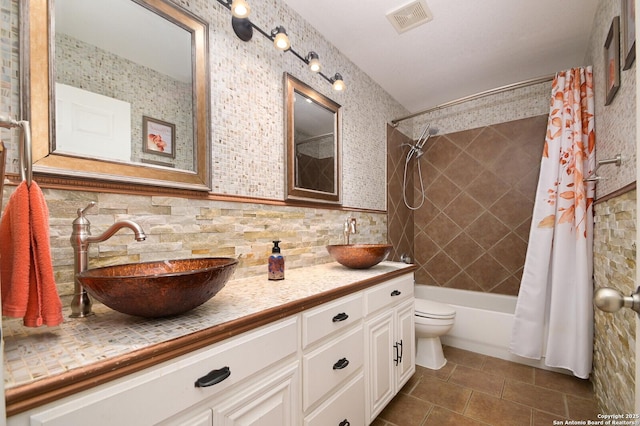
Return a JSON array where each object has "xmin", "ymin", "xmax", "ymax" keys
[
  {"xmin": 23, "ymin": 0, "xmax": 211, "ymax": 191},
  {"xmin": 284, "ymin": 73, "xmax": 341, "ymax": 204}
]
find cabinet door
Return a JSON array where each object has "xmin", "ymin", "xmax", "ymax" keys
[
  {"xmin": 164, "ymin": 410, "xmax": 213, "ymax": 426},
  {"xmin": 303, "ymin": 325, "xmax": 364, "ymax": 410},
  {"xmin": 304, "ymin": 373, "xmax": 365, "ymax": 426},
  {"xmin": 395, "ymin": 298, "xmax": 416, "ymax": 390},
  {"xmin": 212, "ymin": 362, "xmax": 299, "ymax": 426},
  {"xmin": 364, "ymin": 310, "xmax": 394, "ymax": 423}
]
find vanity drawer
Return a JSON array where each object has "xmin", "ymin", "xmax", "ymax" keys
[
  {"xmin": 25, "ymin": 317, "xmax": 298, "ymax": 426},
  {"xmin": 302, "ymin": 325, "xmax": 364, "ymax": 411},
  {"xmin": 364, "ymin": 274, "xmax": 413, "ymax": 316},
  {"xmin": 302, "ymin": 292, "xmax": 363, "ymax": 348},
  {"xmin": 304, "ymin": 373, "xmax": 365, "ymax": 426}
]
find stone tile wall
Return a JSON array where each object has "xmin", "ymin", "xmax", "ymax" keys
[
  {"xmin": 13, "ymin": 187, "xmax": 387, "ymax": 301},
  {"xmin": 586, "ymin": 0, "xmax": 637, "ymax": 412},
  {"xmin": 585, "ymin": 0, "xmax": 636, "ymax": 199},
  {"xmin": 592, "ymin": 190, "xmax": 636, "ymax": 415}
]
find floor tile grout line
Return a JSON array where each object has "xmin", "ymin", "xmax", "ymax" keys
[
  {"xmin": 563, "ymin": 392, "xmax": 570, "ymax": 420},
  {"xmin": 419, "ymin": 404, "xmax": 434, "ymax": 426}
]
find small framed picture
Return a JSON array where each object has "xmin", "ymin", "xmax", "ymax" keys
[
  {"xmin": 622, "ymin": 0, "xmax": 636, "ymax": 70},
  {"xmin": 142, "ymin": 116, "xmax": 176, "ymax": 158},
  {"xmin": 604, "ymin": 16, "xmax": 620, "ymax": 106}
]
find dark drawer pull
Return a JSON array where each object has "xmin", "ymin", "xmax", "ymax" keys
[
  {"xmin": 333, "ymin": 357, "xmax": 350, "ymax": 370},
  {"xmin": 194, "ymin": 366, "xmax": 231, "ymax": 387},
  {"xmin": 339, "ymin": 420, "xmax": 350, "ymax": 426},
  {"xmin": 390, "ymin": 290, "xmax": 402, "ymax": 296},
  {"xmin": 332, "ymin": 312, "xmax": 349, "ymax": 322}
]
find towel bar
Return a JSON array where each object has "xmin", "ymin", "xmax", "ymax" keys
[
  {"xmin": 583, "ymin": 154, "xmax": 622, "ymax": 182},
  {"xmin": 0, "ymin": 115, "xmax": 32, "ymax": 187}
]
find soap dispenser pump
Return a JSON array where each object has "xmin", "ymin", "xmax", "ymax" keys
[{"xmin": 268, "ymin": 240, "xmax": 285, "ymax": 280}]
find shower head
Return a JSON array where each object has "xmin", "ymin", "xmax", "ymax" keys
[{"xmin": 416, "ymin": 123, "xmax": 438, "ymax": 149}]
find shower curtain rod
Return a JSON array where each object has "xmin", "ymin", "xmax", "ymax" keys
[{"xmin": 390, "ymin": 74, "xmax": 555, "ymax": 126}]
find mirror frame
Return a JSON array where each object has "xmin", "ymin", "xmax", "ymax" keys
[
  {"xmin": 284, "ymin": 73, "xmax": 342, "ymax": 204},
  {"xmin": 23, "ymin": 0, "xmax": 211, "ymax": 191}
]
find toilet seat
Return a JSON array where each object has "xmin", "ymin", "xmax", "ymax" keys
[{"xmin": 415, "ymin": 299, "xmax": 456, "ymax": 320}]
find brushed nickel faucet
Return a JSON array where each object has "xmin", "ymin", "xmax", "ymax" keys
[
  {"xmin": 70, "ymin": 202, "xmax": 146, "ymax": 318},
  {"xmin": 343, "ymin": 216, "xmax": 357, "ymax": 245}
]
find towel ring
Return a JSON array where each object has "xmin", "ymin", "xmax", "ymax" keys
[{"xmin": 0, "ymin": 115, "xmax": 32, "ymax": 187}]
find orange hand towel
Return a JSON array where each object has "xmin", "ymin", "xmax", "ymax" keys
[{"xmin": 0, "ymin": 181, "xmax": 63, "ymax": 327}]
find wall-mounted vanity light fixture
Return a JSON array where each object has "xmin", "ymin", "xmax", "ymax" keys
[
  {"xmin": 272, "ymin": 26, "xmax": 291, "ymax": 51},
  {"xmin": 306, "ymin": 51, "xmax": 321, "ymax": 72},
  {"xmin": 331, "ymin": 73, "xmax": 346, "ymax": 91},
  {"xmin": 230, "ymin": 0, "xmax": 251, "ymax": 18},
  {"xmin": 217, "ymin": 0, "xmax": 345, "ymax": 91}
]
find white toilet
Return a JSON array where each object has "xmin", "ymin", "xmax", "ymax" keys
[{"xmin": 414, "ymin": 298, "xmax": 456, "ymax": 370}]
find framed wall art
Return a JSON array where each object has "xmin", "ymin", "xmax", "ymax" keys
[
  {"xmin": 622, "ymin": 0, "xmax": 636, "ymax": 69},
  {"xmin": 604, "ymin": 16, "xmax": 620, "ymax": 106},
  {"xmin": 142, "ymin": 116, "xmax": 176, "ymax": 158}
]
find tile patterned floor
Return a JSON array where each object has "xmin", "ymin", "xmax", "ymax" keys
[{"xmin": 373, "ymin": 346, "xmax": 597, "ymax": 426}]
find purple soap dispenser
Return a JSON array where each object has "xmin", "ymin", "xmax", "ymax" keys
[{"xmin": 268, "ymin": 240, "xmax": 284, "ymax": 280}]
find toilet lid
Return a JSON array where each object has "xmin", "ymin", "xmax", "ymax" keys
[{"xmin": 415, "ymin": 299, "xmax": 456, "ymax": 319}]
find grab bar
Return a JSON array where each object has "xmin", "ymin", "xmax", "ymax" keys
[{"xmin": 0, "ymin": 115, "xmax": 32, "ymax": 187}]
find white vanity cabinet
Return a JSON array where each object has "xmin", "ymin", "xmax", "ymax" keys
[
  {"xmin": 7, "ymin": 269, "xmax": 416, "ymax": 426},
  {"xmin": 364, "ymin": 274, "xmax": 415, "ymax": 423},
  {"xmin": 301, "ymin": 292, "xmax": 365, "ymax": 426},
  {"xmin": 8, "ymin": 317, "xmax": 299, "ymax": 426}
]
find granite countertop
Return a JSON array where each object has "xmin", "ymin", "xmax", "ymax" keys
[{"xmin": 3, "ymin": 261, "xmax": 415, "ymax": 415}]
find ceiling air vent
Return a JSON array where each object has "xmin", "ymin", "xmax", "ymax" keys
[{"xmin": 386, "ymin": 0, "xmax": 433, "ymax": 34}]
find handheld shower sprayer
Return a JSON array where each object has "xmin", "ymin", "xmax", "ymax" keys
[{"xmin": 402, "ymin": 123, "xmax": 439, "ymax": 210}]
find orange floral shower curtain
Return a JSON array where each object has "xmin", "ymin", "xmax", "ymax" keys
[{"xmin": 509, "ymin": 67, "xmax": 596, "ymax": 379}]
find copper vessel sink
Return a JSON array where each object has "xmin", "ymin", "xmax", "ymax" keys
[
  {"xmin": 326, "ymin": 244, "xmax": 393, "ymax": 269},
  {"xmin": 76, "ymin": 257, "xmax": 238, "ymax": 318}
]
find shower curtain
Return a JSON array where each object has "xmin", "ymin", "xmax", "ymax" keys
[{"xmin": 509, "ymin": 67, "xmax": 596, "ymax": 379}]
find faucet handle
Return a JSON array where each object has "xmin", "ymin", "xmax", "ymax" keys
[{"xmin": 77, "ymin": 201, "xmax": 96, "ymax": 218}]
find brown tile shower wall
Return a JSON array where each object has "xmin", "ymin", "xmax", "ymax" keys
[
  {"xmin": 387, "ymin": 125, "xmax": 415, "ymax": 263},
  {"xmin": 388, "ymin": 115, "xmax": 547, "ymax": 296},
  {"xmin": 297, "ymin": 154, "xmax": 335, "ymax": 193}
]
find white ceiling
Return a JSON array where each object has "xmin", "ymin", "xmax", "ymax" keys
[{"xmin": 282, "ymin": 0, "xmax": 599, "ymax": 114}]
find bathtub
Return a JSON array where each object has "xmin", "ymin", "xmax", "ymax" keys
[{"xmin": 415, "ymin": 284, "xmax": 567, "ymax": 373}]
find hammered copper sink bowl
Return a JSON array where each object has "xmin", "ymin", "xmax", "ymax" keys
[
  {"xmin": 76, "ymin": 257, "xmax": 238, "ymax": 318},
  {"xmin": 326, "ymin": 244, "xmax": 393, "ymax": 269}
]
